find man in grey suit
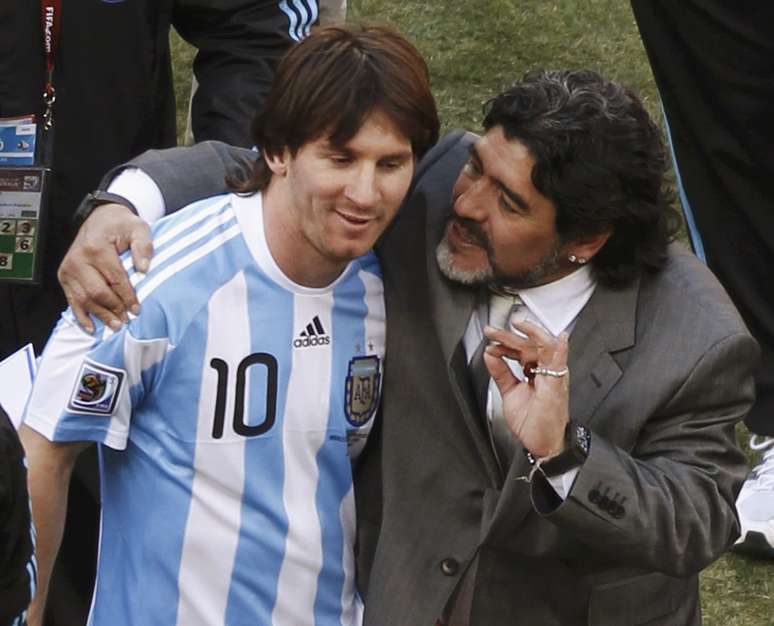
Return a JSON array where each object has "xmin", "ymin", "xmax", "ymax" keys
[{"xmin": 59, "ymin": 69, "xmax": 755, "ymax": 625}]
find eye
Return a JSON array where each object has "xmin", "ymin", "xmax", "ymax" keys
[
  {"xmin": 329, "ymin": 154, "xmax": 352, "ymax": 166},
  {"xmin": 498, "ymin": 193, "xmax": 517, "ymax": 212},
  {"xmin": 378, "ymin": 159, "xmax": 405, "ymax": 171},
  {"xmin": 463, "ymin": 158, "xmax": 482, "ymax": 177}
]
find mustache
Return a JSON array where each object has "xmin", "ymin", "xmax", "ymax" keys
[{"xmin": 446, "ymin": 212, "xmax": 489, "ymax": 249}]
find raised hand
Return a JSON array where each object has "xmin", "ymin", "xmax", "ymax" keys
[{"xmin": 483, "ymin": 320, "xmax": 570, "ymax": 459}]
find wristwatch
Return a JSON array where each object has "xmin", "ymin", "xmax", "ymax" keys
[
  {"xmin": 73, "ymin": 190, "xmax": 138, "ymax": 229},
  {"xmin": 539, "ymin": 420, "xmax": 591, "ymax": 477}
]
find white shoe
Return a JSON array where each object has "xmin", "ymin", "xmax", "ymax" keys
[{"xmin": 734, "ymin": 436, "xmax": 774, "ymax": 558}]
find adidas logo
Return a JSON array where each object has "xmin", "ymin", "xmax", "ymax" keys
[{"xmin": 293, "ymin": 315, "xmax": 331, "ymax": 348}]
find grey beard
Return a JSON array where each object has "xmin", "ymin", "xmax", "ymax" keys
[
  {"xmin": 492, "ymin": 246, "xmax": 563, "ymax": 291},
  {"xmin": 435, "ymin": 237, "xmax": 564, "ymax": 290},
  {"xmin": 435, "ymin": 238, "xmax": 494, "ymax": 285}
]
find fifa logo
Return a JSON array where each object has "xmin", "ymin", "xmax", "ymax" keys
[{"xmin": 44, "ymin": 7, "xmax": 55, "ymax": 54}]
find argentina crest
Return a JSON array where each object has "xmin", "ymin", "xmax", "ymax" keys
[{"xmin": 345, "ymin": 356, "xmax": 381, "ymax": 426}]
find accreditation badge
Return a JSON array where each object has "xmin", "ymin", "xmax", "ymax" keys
[{"xmin": 0, "ymin": 166, "xmax": 51, "ymax": 284}]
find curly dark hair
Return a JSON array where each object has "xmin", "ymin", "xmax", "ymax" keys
[{"xmin": 483, "ymin": 69, "xmax": 681, "ymax": 288}]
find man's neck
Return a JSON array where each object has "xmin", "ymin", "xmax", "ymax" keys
[
  {"xmin": 261, "ymin": 185, "xmax": 347, "ymax": 289},
  {"xmin": 487, "ymin": 265, "xmax": 596, "ymax": 338}
]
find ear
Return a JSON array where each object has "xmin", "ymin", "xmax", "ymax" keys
[
  {"xmin": 563, "ymin": 230, "xmax": 612, "ymax": 265},
  {"xmin": 264, "ymin": 148, "xmax": 290, "ymax": 177}
]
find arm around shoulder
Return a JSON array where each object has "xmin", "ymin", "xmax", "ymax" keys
[{"xmin": 112, "ymin": 141, "xmax": 255, "ymax": 215}]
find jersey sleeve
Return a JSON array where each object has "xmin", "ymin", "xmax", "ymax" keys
[{"xmin": 23, "ymin": 311, "xmax": 167, "ymax": 450}]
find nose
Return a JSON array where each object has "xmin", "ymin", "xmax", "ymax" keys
[
  {"xmin": 344, "ymin": 164, "xmax": 379, "ymax": 209},
  {"xmin": 453, "ymin": 177, "xmax": 488, "ymax": 222}
]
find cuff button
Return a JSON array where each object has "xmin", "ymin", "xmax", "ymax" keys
[{"xmin": 440, "ymin": 558, "xmax": 459, "ymax": 576}]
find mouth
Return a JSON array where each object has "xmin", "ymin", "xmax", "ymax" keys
[
  {"xmin": 447, "ymin": 218, "xmax": 485, "ymax": 249},
  {"xmin": 335, "ymin": 210, "xmax": 375, "ymax": 227}
]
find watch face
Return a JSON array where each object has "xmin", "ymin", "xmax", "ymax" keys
[{"xmin": 575, "ymin": 423, "xmax": 590, "ymax": 455}]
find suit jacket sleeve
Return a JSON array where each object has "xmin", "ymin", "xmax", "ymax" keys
[
  {"xmin": 96, "ymin": 141, "xmax": 256, "ymax": 215},
  {"xmin": 533, "ymin": 329, "xmax": 756, "ymax": 576}
]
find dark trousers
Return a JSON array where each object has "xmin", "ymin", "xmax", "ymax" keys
[{"xmin": 631, "ymin": 0, "xmax": 774, "ymax": 436}]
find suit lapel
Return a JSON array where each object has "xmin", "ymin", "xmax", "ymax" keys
[
  {"xmin": 426, "ymin": 199, "xmax": 503, "ymax": 486},
  {"xmin": 566, "ymin": 276, "xmax": 638, "ymax": 424}
]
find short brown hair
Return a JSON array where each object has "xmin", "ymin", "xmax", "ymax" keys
[{"xmin": 230, "ymin": 23, "xmax": 439, "ymax": 193}]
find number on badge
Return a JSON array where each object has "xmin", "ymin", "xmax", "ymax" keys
[
  {"xmin": 15, "ymin": 237, "xmax": 33, "ymax": 253},
  {"xmin": 17, "ymin": 221, "xmax": 34, "ymax": 235}
]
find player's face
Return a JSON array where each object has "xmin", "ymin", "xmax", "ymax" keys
[
  {"xmin": 276, "ymin": 109, "xmax": 414, "ymax": 276},
  {"xmin": 436, "ymin": 126, "xmax": 574, "ymax": 290}
]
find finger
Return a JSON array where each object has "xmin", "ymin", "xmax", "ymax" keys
[
  {"xmin": 99, "ymin": 253, "xmax": 139, "ymax": 317},
  {"xmin": 107, "ymin": 273, "xmax": 139, "ymax": 318},
  {"xmin": 508, "ymin": 320, "xmax": 557, "ymax": 348},
  {"xmin": 65, "ymin": 272, "xmax": 126, "ymax": 331},
  {"xmin": 129, "ymin": 223, "xmax": 154, "ymax": 274},
  {"xmin": 509, "ymin": 321, "xmax": 570, "ymax": 371},
  {"xmin": 68, "ymin": 299, "xmax": 94, "ymax": 335},
  {"xmin": 550, "ymin": 331, "xmax": 570, "ymax": 369},
  {"xmin": 65, "ymin": 287, "xmax": 123, "ymax": 333},
  {"xmin": 483, "ymin": 325, "xmax": 537, "ymax": 352},
  {"xmin": 89, "ymin": 303, "xmax": 125, "ymax": 332},
  {"xmin": 483, "ymin": 342, "xmax": 540, "ymax": 366},
  {"xmin": 483, "ymin": 347, "xmax": 522, "ymax": 396},
  {"xmin": 78, "ymin": 237, "xmax": 137, "ymax": 317},
  {"xmin": 81, "ymin": 274, "xmax": 129, "ymax": 324}
]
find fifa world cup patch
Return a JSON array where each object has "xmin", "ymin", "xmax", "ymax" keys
[
  {"xmin": 67, "ymin": 360, "xmax": 126, "ymax": 415},
  {"xmin": 345, "ymin": 355, "xmax": 381, "ymax": 427}
]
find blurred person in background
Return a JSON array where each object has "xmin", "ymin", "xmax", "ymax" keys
[
  {"xmin": 0, "ymin": 403, "xmax": 36, "ymax": 626},
  {"xmin": 632, "ymin": 0, "xmax": 774, "ymax": 558}
]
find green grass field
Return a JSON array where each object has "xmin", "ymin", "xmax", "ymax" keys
[{"xmin": 171, "ymin": 1, "xmax": 773, "ymax": 622}]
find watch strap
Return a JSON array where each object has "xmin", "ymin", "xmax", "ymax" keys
[
  {"xmin": 539, "ymin": 420, "xmax": 590, "ymax": 478},
  {"xmin": 73, "ymin": 190, "xmax": 138, "ymax": 229}
]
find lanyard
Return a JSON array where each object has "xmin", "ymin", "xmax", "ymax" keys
[{"xmin": 40, "ymin": 0, "xmax": 62, "ymax": 130}]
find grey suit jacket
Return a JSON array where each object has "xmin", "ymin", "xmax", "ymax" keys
[{"xmin": 109, "ymin": 131, "xmax": 757, "ymax": 625}]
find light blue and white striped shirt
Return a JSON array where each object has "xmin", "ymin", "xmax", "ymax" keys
[{"xmin": 25, "ymin": 191, "xmax": 384, "ymax": 626}]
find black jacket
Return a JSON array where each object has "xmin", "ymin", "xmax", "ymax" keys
[{"xmin": 0, "ymin": 405, "xmax": 34, "ymax": 626}]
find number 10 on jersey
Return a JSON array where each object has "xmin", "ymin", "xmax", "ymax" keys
[{"xmin": 209, "ymin": 353, "xmax": 279, "ymax": 439}]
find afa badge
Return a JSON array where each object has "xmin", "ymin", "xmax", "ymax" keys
[
  {"xmin": 345, "ymin": 355, "xmax": 381, "ymax": 427},
  {"xmin": 67, "ymin": 360, "xmax": 125, "ymax": 415}
]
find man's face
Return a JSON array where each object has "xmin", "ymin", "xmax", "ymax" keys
[
  {"xmin": 277, "ymin": 109, "xmax": 414, "ymax": 272},
  {"xmin": 436, "ymin": 126, "xmax": 573, "ymax": 290}
]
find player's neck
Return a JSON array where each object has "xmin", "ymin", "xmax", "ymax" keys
[{"xmin": 262, "ymin": 188, "xmax": 347, "ymax": 288}]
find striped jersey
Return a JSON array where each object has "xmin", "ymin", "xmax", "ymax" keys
[{"xmin": 24, "ymin": 192, "xmax": 385, "ymax": 626}]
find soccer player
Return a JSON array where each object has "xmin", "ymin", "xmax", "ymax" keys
[{"xmin": 19, "ymin": 25, "xmax": 438, "ymax": 626}]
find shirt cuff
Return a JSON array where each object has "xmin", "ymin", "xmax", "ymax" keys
[
  {"xmin": 546, "ymin": 467, "xmax": 579, "ymax": 499},
  {"xmin": 107, "ymin": 167, "xmax": 166, "ymax": 224}
]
